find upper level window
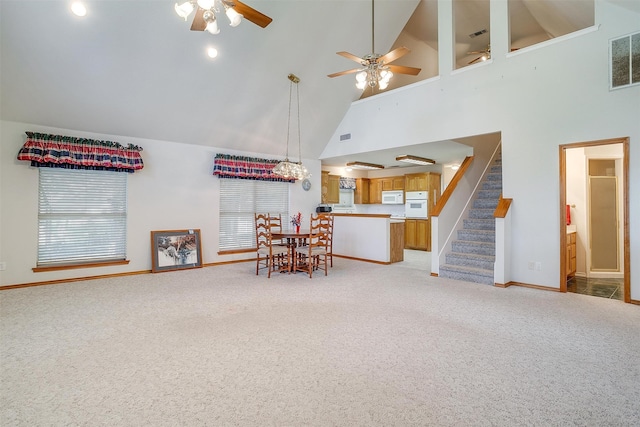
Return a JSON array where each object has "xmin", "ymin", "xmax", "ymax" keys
[
  {"xmin": 509, "ymin": 0, "xmax": 594, "ymax": 51},
  {"xmin": 610, "ymin": 31, "xmax": 640, "ymax": 90},
  {"xmin": 454, "ymin": 0, "xmax": 491, "ymax": 70}
]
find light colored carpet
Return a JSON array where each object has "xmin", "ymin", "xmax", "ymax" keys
[{"xmin": 1, "ymin": 258, "xmax": 639, "ymax": 426}]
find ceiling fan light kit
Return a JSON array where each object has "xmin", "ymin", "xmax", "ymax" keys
[
  {"xmin": 395, "ymin": 155, "xmax": 435, "ymax": 165},
  {"xmin": 175, "ymin": 0, "xmax": 272, "ymax": 35},
  {"xmin": 346, "ymin": 161, "xmax": 385, "ymax": 170},
  {"xmin": 328, "ymin": 0, "xmax": 421, "ymax": 92}
]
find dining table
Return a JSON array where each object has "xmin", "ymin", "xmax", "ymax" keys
[{"xmin": 271, "ymin": 228, "xmax": 311, "ymax": 273}]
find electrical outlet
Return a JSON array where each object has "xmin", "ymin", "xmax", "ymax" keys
[
  {"xmin": 0, "ymin": 262, "xmax": 6, "ymax": 271},
  {"xmin": 528, "ymin": 261, "xmax": 534, "ymax": 270},
  {"xmin": 535, "ymin": 262, "xmax": 542, "ymax": 271}
]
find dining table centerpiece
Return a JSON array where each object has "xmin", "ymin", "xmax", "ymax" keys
[{"xmin": 291, "ymin": 212, "xmax": 302, "ymax": 233}]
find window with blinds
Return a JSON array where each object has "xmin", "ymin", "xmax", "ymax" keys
[
  {"xmin": 219, "ymin": 179, "xmax": 290, "ymax": 251},
  {"xmin": 38, "ymin": 168, "xmax": 127, "ymax": 265}
]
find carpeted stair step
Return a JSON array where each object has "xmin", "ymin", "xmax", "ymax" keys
[
  {"xmin": 469, "ymin": 208, "xmax": 495, "ymax": 219},
  {"xmin": 490, "ymin": 165, "xmax": 502, "ymax": 173},
  {"xmin": 473, "ymin": 198, "xmax": 499, "ymax": 209},
  {"xmin": 463, "ymin": 218, "xmax": 495, "ymax": 230},
  {"xmin": 482, "ymin": 180, "xmax": 503, "ymax": 190},
  {"xmin": 458, "ymin": 229, "xmax": 495, "ymax": 243},
  {"xmin": 451, "ymin": 240, "xmax": 495, "ymax": 256},
  {"xmin": 486, "ymin": 172, "xmax": 502, "ymax": 182},
  {"xmin": 439, "ymin": 264, "xmax": 494, "ymax": 285},
  {"xmin": 445, "ymin": 252, "xmax": 495, "ymax": 270},
  {"xmin": 477, "ymin": 189, "xmax": 502, "ymax": 200}
]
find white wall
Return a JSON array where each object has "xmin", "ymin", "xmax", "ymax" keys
[
  {"xmin": 321, "ymin": 1, "xmax": 640, "ymax": 300},
  {"xmin": 0, "ymin": 121, "xmax": 321, "ymax": 286}
]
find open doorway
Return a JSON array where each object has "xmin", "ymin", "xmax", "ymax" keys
[{"xmin": 559, "ymin": 138, "xmax": 630, "ymax": 302}]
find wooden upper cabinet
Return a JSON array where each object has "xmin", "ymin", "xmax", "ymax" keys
[
  {"xmin": 321, "ymin": 171, "xmax": 340, "ymax": 204},
  {"xmin": 380, "ymin": 177, "xmax": 405, "ymax": 191},
  {"xmin": 392, "ymin": 177, "xmax": 405, "ymax": 190},
  {"xmin": 327, "ymin": 174, "xmax": 340, "ymax": 204},
  {"xmin": 354, "ymin": 178, "xmax": 370, "ymax": 204},
  {"xmin": 405, "ymin": 173, "xmax": 429, "ymax": 191},
  {"xmin": 427, "ymin": 173, "xmax": 441, "ymax": 216},
  {"xmin": 369, "ymin": 178, "xmax": 382, "ymax": 204}
]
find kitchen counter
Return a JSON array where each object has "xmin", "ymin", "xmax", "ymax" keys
[{"xmin": 331, "ymin": 213, "xmax": 404, "ymax": 263}]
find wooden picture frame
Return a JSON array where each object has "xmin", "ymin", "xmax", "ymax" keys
[{"xmin": 151, "ymin": 229, "xmax": 203, "ymax": 273}]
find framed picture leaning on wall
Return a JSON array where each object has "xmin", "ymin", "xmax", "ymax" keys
[{"xmin": 151, "ymin": 229, "xmax": 203, "ymax": 273}]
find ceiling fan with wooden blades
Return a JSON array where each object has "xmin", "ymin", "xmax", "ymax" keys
[
  {"xmin": 175, "ymin": 0, "xmax": 272, "ymax": 35},
  {"xmin": 467, "ymin": 44, "xmax": 521, "ymax": 64},
  {"xmin": 328, "ymin": 0, "xmax": 421, "ymax": 91},
  {"xmin": 467, "ymin": 44, "xmax": 491, "ymax": 64}
]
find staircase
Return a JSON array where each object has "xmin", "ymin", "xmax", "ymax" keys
[{"xmin": 439, "ymin": 157, "xmax": 502, "ymax": 285}]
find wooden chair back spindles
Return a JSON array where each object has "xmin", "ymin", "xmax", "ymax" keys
[
  {"xmin": 294, "ymin": 214, "xmax": 329, "ymax": 277},
  {"xmin": 254, "ymin": 213, "xmax": 289, "ymax": 277},
  {"xmin": 316, "ymin": 213, "xmax": 334, "ymax": 267}
]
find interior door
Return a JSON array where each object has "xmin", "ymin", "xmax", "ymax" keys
[{"xmin": 589, "ymin": 175, "xmax": 619, "ymax": 271}]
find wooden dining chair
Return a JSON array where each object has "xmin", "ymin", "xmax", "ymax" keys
[
  {"xmin": 294, "ymin": 216, "xmax": 328, "ymax": 278},
  {"xmin": 255, "ymin": 213, "xmax": 289, "ymax": 277},
  {"xmin": 317, "ymin": 213, "xmax": 334, "ymax": 267}
]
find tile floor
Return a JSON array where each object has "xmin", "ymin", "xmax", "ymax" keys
[{"xmin": 566, "ymin": 276, "xmax": 624, "ymax": 300}]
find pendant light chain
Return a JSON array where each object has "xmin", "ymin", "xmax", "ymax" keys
[
  {"xmin": 285, "ymin": 79, "xmax": 293, "ymax": 161},
  {"xmin": 272, "ymin": 73, "xmax": 310, "ymax": 181},
  {"xmin": 296, "ymin": 81, "xmax": 302, "ymax": 164}
]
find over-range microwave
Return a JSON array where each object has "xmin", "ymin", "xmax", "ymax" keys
[{"xmin": 381, "ymin": 190, "xmax": 404, "ymax": 204}]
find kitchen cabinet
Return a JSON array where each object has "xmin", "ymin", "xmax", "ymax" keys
[
  {"xmin": 392, "ymin": 177, "xmax": 405, "ymax": 190},
  {"xmin": 405, "ymin": 173, "xmax": 428, "ymax": 192},
  {"xmin": 405, "ymin": 172, "xmax": 441, "ymax": 216},
  {"xmin": 390, "ymin": 221, "xmax": 405, "ymax": 262},
  {"xmin": 354, "ymin": 178, "xmax": 370, "ymax": 204},
  {"xmin": 332, "ymin": 214, "xmax": 404, "ymax": 263},
  {"xmin": 321, "ymin": 171, "xmax": 340, "ymax": 204},
  {"xmin": 381, "ymin": 177, "xmax": 405, "ymax": 191},
  {"xmin": 405, "ymin": 219, "xmax": 430, "ymax": 251},
  {"xmin": 566, "ymin": 231, "xmax": 576, "ymax": 278},
  {"xmin": 369, "ymin": 179, "xmax": 382, "ymax": 204},
  {"xmin": 426, "ymin": 173, "xmax": 441, "ymax": 216}
]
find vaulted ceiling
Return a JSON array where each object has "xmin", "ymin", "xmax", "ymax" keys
[{"xmin": 1, "ymin": 0, "xmax": 634, "ymax": 168}]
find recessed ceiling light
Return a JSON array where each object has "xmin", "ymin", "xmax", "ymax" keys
[
  {"xmin": 450, "ymin": 164, "xmax": 460, "ymax": 171},
  {"xmin": 71, "ymin": 1, "xmax": 87, "ymax": 17},
  {"xmin": 207, "ymin": 47, "xmax": 218, "ymax": 58}
]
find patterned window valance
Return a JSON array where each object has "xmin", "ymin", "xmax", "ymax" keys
[
  {"xmin": 340, "ymin": 177, "xmax": 356, "ymax": 189},
  {"xmin": 213, "ymin": 154, "xmax": 295, "ymax": 183},
  {"xmin": 17, "ymin": 131, "xmax": 144, "ymax": 173}
]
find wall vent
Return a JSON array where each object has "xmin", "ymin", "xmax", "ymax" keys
[
  {"xmin": 339, "ymin": 133, "xmax": 351, "ymax": 141},
  {"xmin": 469, "ymin": 29, "xmax": 487, "ymax": 39}
]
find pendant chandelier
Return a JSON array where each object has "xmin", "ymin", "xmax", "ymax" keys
[{"xmin": 273, "ymin": 74, "xmax": 310, "ymax": 181}]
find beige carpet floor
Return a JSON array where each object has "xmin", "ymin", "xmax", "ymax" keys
[{"xmin": 1, "ymin": 257, "xmax": 639, "ymax": 426}]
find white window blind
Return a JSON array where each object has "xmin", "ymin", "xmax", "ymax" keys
[
  {"xmin": 219, "ymin": 179, "xmax": 289, "ymax": 250},
  {"xmin": 38, "ymin": 168, "xmax": 127, "ymax": 265}
]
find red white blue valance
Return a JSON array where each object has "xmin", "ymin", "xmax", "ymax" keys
[
  {"xmin": 213, "ymin": 153, "xmax": 295, "ymax": 182},
  {"xmin": 17, "ymin": 131, "xmax": 144, "ymax": 173}
]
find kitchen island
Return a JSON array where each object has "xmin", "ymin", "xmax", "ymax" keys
[{"xmin": 332, "ymin": 213, "xmax": 404, "ymax": 264}]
